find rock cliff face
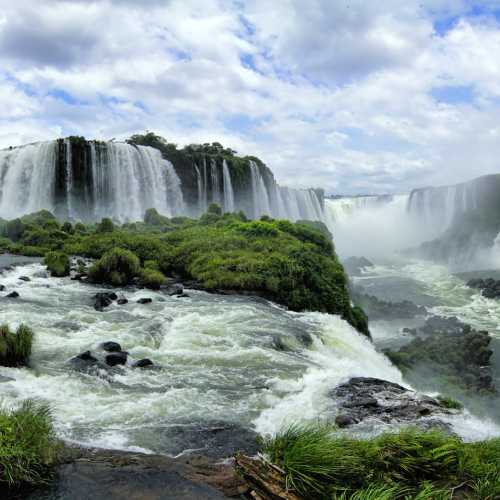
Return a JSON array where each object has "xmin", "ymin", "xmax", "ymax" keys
[{"xmin": 0, "ymin": 133, "xmax": 325, "ymax": 224}]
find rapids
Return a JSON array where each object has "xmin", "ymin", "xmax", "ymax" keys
[{"xmin": 1, "ymin": 259, "xmax": 499, "ymax": 455}]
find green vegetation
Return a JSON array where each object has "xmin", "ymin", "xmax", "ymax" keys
[
  {"xmin": 437, "ymin": 395, "xmax": 464, "ymax": 410},
  {"xmin": 0, "ymin": 324, "xmax": 33, "ymax": 367},
  {"xmin": 44, "ymin": 251, "xmax": 70, "ymax": 277},
  {"xmin": 0, "ymin": 208, "xmax": 368, "ymax": 336},
  {"xmin": 141, "ymin": 268, "xmax": 166, "ymax": 290},
  {"xmin": 87, "ymin": 248, "xmax": 141, "ymax": 287},
  {"xmin": 263, "ymin": 423, "xmax": 500, "ymax": 499},
  {"xmin": 0, "ymin": 400, "xmax": 59, "ymax": 493}
]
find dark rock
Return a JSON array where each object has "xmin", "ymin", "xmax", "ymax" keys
[
  {"xmin": 105, "ymin": 352, "xmax": 128, "ymax": 367},
  {"xmin": 19, "ymin": 276, "xmax": 31, "ymax": 282},
  {"xmin": 133, "ymin": 358, "xmax": 154, "ymax": 368},
  {"xmin": 343, "ymin": 256, "xmax": 374, "ymax": 277},
  {"xmin": 117, "ymin": 297, "xmax": 128, "ymax": 305},
  {"xmin": 94, "ymin": 292, "xmax": 117, "ymax": 311},
  {"xmin": 76, "ymin": 351, "xmax": 97, "ymax": 361},
  {"xmin": 152, "ymin": 422, "xmax": 260, "ymax": 460},
  {"xmin": 466, "ymin": 277, "xmax": 500, "ymax": 300},
  {"xmin": 69, "ymin": 351, "xmax": 99, "ymax": 371},
  {"xmin": 335, "ymin": 414, "xmax": 357, "ymax": 428},
  {"xmin": 175, "ymin": 293, "xmax": 190, "ymax": 298},
  {"xmin": 25, "ymin": 449, "xmax": 228, "ymax": 500},
  {"xmin": 168, "ymin": 284, "xmax": 184, "ymax": 296},
  {"xmin": 0, "ymin": 284, "xmax": 5, "ymax": 291},
  {"xmin": 6, "ymin": 291, "xmax": 19, "ymax": 298},
  {"xmin": 100, "ymin": 342, "xmax": 122, "ymax": 353},
  {"xmin": 330, "ymin": 377, "xmax": 453, "ymax": 429},
  {"xmin": 137, "ymin": 298, "xmax": 153, "ymax": 304},
  {"xmin": 351, "ymin": 287, "xmax": 426, "ymax": 320}
]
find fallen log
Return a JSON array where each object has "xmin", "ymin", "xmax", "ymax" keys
[{"xmin": 235, "ymin": 454, "xmax": 302, "ymax": 500}]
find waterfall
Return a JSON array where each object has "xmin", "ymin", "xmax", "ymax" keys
[
  {"xmin": 210, "ymin": 159, "xmax": 221, "ymax": 205},
  {"xmin": 0, "ymin": 140, "xmax": 184, "ymax": 222},
  {"xmin": 250, "ymin": 160, "xmax": 272, "ymax": 218},
  {"xmin": 222, "ymin": 159, "xmax": 235, "ymax": 213},
  {"xmin": 0, "ymin": 142, "xmax": 57, "ymax": 219},
  {"xmin": 0, "ymin": 138, "xmax": 327, "ymax": 226}
]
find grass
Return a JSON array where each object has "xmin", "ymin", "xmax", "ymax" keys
[
  {"xmin": 263, "ymin": 423, "xmax": 500, "ymax": 499},
  {"xmin": 0, "ymin": 324, "xmax": 33, "ymax": 367},
  {"xmin": 0, "ymin": 400, "xmax": 59, "ymax": 493},
  {"xmin": 87, "ymin": 247, "xmax": 141, "ymax": 286},
  {"xmin": 44, "ymin": 251, "xmax": 70, "ymax": 277}
]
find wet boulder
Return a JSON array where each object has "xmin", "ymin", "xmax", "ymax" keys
[
  {"xmin": 0, "ymin": 285, "xmax": 5, "ymax": 291},
  {"xmin": 105, "ymin": 352, "xmax": 128, "ymax": 367},
  {"xmin": 94, "ymin": 292, "xmax": 118, "ymax": 311},
  {"xmin": 168, "ymin": 284, "xmax": 184, "ymax": 296},
  {"xmin": 133, "ymin": 358, "xmax": 154, "ymax": 368},
  {"xmin": 19, "ymin": 276, "xmax": 31, "ymax": 282},
  {"xmin": 137, "ymin": 298, "xmax": 153, "ymax": 304},
  {"xmin": 6, "ymin": 291, "xmax": 19, "ymax": 298},
  {"xmin": 330, "ymin": 377, "xmax": 453, "ymax": 429},
  {"xmin": 117, "ymin": 297, "xmax": 128, "ymax": 305},
  {"xmin": 69, "ymin": 351, "xmax": 99, "ymax": 371},
  {"xmin": 100, "ymin": 341, "xmax": 122, "ymax": 353}
]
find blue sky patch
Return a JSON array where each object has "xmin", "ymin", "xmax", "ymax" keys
[{"xmin": 431, "ymin": 85, "xmax": 475, "ymax": 104}]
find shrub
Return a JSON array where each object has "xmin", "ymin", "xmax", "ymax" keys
[
  {"xmin": 61, "ymin": 221, "xmax": 73, "ymax": 234},
  {"xmin": 96, "ymin": 217, "xmax": 115, "ymax": 233},
  {"xmin": 44, "ymin": 252, "xmax": 70, "ymax": 277},
  {"xmin": 263, "ymin": 423, "xmax": 500, "ymax": 499},
  {"xmin": 141, "ymin": 269, "xmax": 166, "ymax": 290},
  {"xmin": 0, "ymin": 400, "xmax": 59, "ymax": 492},
  {"xmin": 87, "ymin": 248, "xmax": 141, "ymax": 286},
  {"xmin": 144, "ymin": 208, "xmax": 169, "ymax": 226},
  {"xmin": 0, "ymin": 324, "xmax": 33, "ymax": 367}
]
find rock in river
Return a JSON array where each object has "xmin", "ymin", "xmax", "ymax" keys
[{"xmin": 331, "ymin": 377, "xmax": 454, "ymax": 429}]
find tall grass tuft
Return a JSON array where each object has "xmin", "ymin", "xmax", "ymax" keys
[
  {"xmin": 263, "ymin": 423, "xmax": 500, "ymax": 499},
  {"xmin": 0, "ymin": 324, "xmax": 33, "ymax": 367},
  {"xmin": 0, "ymin": 400, "xmax": 59, "ymax": 492}
]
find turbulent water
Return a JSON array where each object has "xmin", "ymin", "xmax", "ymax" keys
[
  {"xmin": 1, "ymin": 261, "xmax": 498, "ymax": 455},
  {"xmin": 0, "ymin": 262, "xmax": 403, "ymax": 454}
]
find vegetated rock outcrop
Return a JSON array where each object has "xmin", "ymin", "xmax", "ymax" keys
[
  {"xmin": 385, "ymin": 316, "xmax": 494, "ymax": 392},
  {"xmin": 331, "ymin": 377, "xmax": 456, "ymax": 430},
  {"xmin": 0, "ymin": 208, "xmax": 370, "ymax": 337},
  {"xmin": 351, "ymin": 287, "xmax": 426, "ymax": 320},
  {"xmin": 466, "ymin": 277, "xmax": 500, "ymax": 299},
  {"xmin": 342, "ymin": 256, "xmax": 374, "ymax": 276}
]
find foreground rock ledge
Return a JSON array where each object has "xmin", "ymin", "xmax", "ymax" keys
[{"xmin": 26, "ymin": 447, "xmax": 248, "ymax": 500}]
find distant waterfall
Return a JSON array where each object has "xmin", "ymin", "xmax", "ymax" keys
[
  {"xmin": 248, "ymin": 160, "xmax": 323, "ymax": 222},
  {"xmin": 222, "ymin": 159, "xmax": 235, "ymax": 213},
  {"xmin": 407, "ymin": 182, "xmax": 480, "ymax": 234}
]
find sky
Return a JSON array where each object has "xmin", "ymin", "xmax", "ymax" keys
[{"xmin": 1, "ymin": 0, "xmax": 500, "ymax": 194}]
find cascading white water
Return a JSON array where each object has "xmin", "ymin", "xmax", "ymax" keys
[
  {"xmin": 0, "ymin": 139, "xmax": 328, "ymax": 225},
  {"xmin": 250, "ymin": 160, "xmax": 272, "ymax": 218},
  {"xmin": 0, "ymin": 141, "xmax": 57, "ymax": 219},
  {"xmin": 222, "ymin": 159, "xmax": 235, "ymax": 213},
  {"xmin": 249, "ymin": 160, "xmax": 325, "ymax": 223},
  {"xmin": 406, "ymin": 181, "xmax": 480, "ymax": 235},
  {"xmin": 0, "ymin": 141, "xmax": 185, "ymax": 222}
]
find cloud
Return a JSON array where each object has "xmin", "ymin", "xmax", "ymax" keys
[{"xmin": 1, "ymin": 0, "xmax": 500, "ymax": 194}]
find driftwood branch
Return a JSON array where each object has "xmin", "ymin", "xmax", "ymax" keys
[{"xmin": 235, "ymin": 454, "xmax": 302, "ymax": 500}]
